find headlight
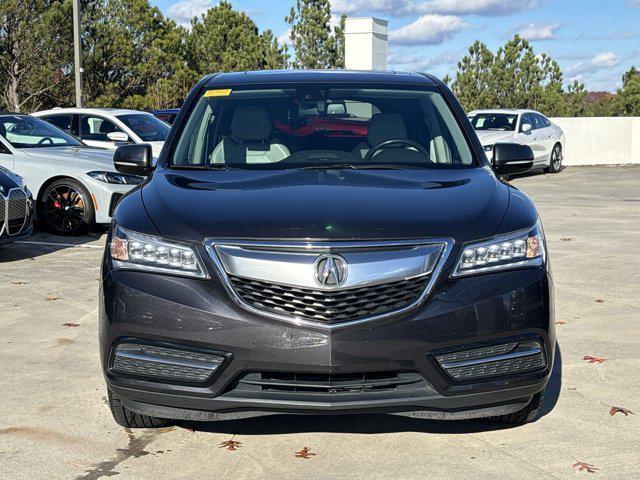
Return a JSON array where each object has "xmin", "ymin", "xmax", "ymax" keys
[
  {"xmin": 87, "ymin": 171, "xmax": 144, "ymax": 185},
  {"xmin": 452, "ymin": 221, "xmax": 545, "ymax": 277},
  {"xmin": 109, "ymin": 226, "xmax": 208, "ymax": 278}
]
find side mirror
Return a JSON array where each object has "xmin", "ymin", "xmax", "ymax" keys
[
  {"xmin": 107, "ymin": 131, "xmax": 130, "ymax": 143},
  {"xmin": 114, "ymin": 144, "xmax": 152, "ymax": 176},
  {"xmin": 492, "ymin": 143, "xmax": 534, "ymax": 176},
  {"xmin": 520, "ymin": 123, "xmax": 532, "ymax": 133}
]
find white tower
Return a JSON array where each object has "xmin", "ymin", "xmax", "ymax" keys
[{"xmin": 344, "ymin": 17, "xmax": 388, "ymax": 71}]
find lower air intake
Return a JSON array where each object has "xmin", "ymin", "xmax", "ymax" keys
[
  {"xmin": 111, "ymin": 342, "xmax": 227, "ymax": 383},
  {"xmin": 435, "ymin": 340, "xmax": 546, "ymax": 381}
]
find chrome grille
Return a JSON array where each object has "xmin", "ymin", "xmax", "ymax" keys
[
  {"xmin": 7, "ymin": 189, "xmax": 27, "ymax": 236},
  {"xmin": 229, "ymin": 275, "xmax": 429, "ymax": 323},
  {"xmin": 0, "ymin": 194, "xmax": 5, "ymax": 235}
]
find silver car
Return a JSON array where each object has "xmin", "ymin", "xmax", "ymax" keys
[
  {"xmin": 468, "ymin": 109, "xmax": 565, "ymax": 174},
  {"xmin": 0, "ymin": 114, "xmax": 141, "ymax": 235}
]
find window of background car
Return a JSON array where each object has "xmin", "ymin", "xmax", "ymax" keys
[
  {"xmin": 43, "ymin": 114, "xmax": 75, "ymax": 135},
  {"xmin": 470, "ymin": 113, "xmax": 517, "ymax": 131},
  {"xmin": 81, "ymin": 115, "xmax": 124, "ymax": 141},
  {"xmin": 117, "ymin": 114, "xmax": 170, "ymax": 142},
  {"xmin": 0, "ymin": 115, "xmax": 81, "ymax": 148},
  {"xmin": 171, "ymin": 85, "xmax": 475, "ymax": 169}
]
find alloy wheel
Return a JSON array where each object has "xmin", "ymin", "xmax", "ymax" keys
[{"xmin": 43, "ymin": 185, "xmax": 87, "ymax": 234}]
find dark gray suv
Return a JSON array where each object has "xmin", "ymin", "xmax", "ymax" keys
[{"xmin": 100, "ymin": 70, "xmax": 555, "ymax": 428}]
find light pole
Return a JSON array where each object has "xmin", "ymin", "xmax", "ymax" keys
[{"xmin": 72, "ymin": 0, "xmax": 82, "ymax": 107}]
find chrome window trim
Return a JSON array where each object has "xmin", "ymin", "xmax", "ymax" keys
[{"xmin": 204, "ymin": 238, "xmax": 454, "ymax": 330}]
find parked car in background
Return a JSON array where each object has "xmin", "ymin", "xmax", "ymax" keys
[
  {"xmin": 33, "ymin": 108, "xmax": 169, "ymax": 158},
  {"xmin": 468, "ymin": 109, "xmax": 564, "ymax": 173},
  {"xmin": 0, "ymin": 114, "xmax": 142, "ymax": 235},
  {"xmin": 101, "ymin": 70, "xmax": 554, "ymax": 429},
  {"xmin": 0, "ymin": 165, "xmax": 33, "ymax": 245},
  {"xmin": 152, "ymin": 108, "xmax": 180, "ymax": 125}
]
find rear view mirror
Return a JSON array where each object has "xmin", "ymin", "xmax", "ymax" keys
[
  {"xmin": 327, "ymin": 103, "xmax": 347, "ymax": 115},
  {"xmin": 521, "ymin": 123, "xmax": 532, "ymax": 133},
  {"xmin": 107, "ymin": 131, "xmax": 130, "ymax": 143},
  {"xmin": 114, "ymin": 144, "xmax": 152, "ymax": 176},
  {"xmin": 492, "ymin": 143, "xmax": 534, "ymax": 176}
]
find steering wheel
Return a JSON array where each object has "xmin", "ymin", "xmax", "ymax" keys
[
  {"xmin": 37, "ymin": 137, "xmax": 54, "ymax": 145},
  {"xmin": 363, "ymin": 139, "xmax": 429, "ymax": 163}
]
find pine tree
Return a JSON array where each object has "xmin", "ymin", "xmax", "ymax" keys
[{"xmin": 285, "ymin": 0, "xmax": 345, "ymax": 69}]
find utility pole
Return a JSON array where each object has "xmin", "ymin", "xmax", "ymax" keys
[{"xmin": 72, "ymin": 0, "xmax": 83, "ymax": 107}]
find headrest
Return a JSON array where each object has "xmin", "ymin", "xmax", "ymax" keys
[
  {"xmin": 231, "ymin": 106, "xmax": 272, "ymax": 141},
  {"xmin": 366, "ymin": 113, "xmax": 407, "ymax": 146},
  {"xmin": 99, "ymin": 121, "xmax": 117, "ymax": 134},
  {"xmin": 0, "ymin": 122, "xmax": 5, "ymax": 138}
]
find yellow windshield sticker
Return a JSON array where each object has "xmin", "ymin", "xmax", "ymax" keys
[{"xmin": 204, "ymin": 88, "xmax": 232, "ymax": 97}]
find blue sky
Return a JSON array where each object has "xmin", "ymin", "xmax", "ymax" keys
[{"xmin": 150, "ymin": 0, "xmax": 640, "ymax": 92}]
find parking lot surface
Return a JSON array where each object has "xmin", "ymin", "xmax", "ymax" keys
[{"xmin": 1, "ymin": 166, "xmax": 639, "ymax": 479}]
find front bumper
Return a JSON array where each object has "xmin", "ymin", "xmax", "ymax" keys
[
  {"xmin": 82, "ymin": 176, "xmax": 135, "ymax": 224},
  {"xmin": 100, "ymin": 250, "xmax": 555, "ymax": 420}
]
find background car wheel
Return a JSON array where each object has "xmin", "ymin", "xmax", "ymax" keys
[
  {"xmin": 491, "ymin": 388, "xmax": 545, "ymax": 424},
  {"xmin": 40, "ymin": 178, "xmax": 95, "ymax": 235},
  {"xmin": 108, "ymin": 389, "xmax": 173, "ymax": 428},
  {"xmin": 544, "ymin": 144, "xmax": 563, "ymax": 173}
]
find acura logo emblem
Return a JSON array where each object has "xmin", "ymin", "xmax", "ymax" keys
[{"xmin": 314, "ymin": 254, "xmax": 347, "ymax": 287}]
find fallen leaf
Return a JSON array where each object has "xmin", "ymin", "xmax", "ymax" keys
[
  {"xmin": 572, "ymin": 461, "xmax": 599, "ymax": 473},
  {"xmin": 555, "ymin": 321, "xmax": 566, "ymax": 325},
  {"xmin": 10, "ymin": 281, "xmax": 28, "ymax": 285},
  {"xmin": 46, "ymin": 296, "xmax": 61, "ymax": 301},
  {"xmin": 62, "ymin": 323, "xmax": 80, "ymax": 328},
  {"xmin": 219, "ymin": 438, "xmax": 242, "ymax": 451},
  {"xmin": 294, "ymin": 447, "xmax": 316, "ymax": 459},
  {"xmin": 595, "ymin": 299, "xmax": 605, "ymax": 303},
  {"xmin": 583, "ymin": 355, "xmax": 606, "ymax": 364},
  {"xmin": 610, "ymin": 406, "xmax": 635, "ymax": 417},
  {"xmin": 560, "ymin": 237, "xmax": 573, "ymax": 241}
]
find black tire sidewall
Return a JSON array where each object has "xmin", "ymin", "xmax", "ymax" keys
[
  {"xmin": 549, "ymin": 144, "xmax": 562, "ymax": 173},
  {"xmin": 40, "ymin": 178, "xmax": 95, "ymax": 235}
]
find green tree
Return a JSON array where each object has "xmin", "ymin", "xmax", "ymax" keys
[
  {"xmin": 616, "ymin": 66, "xmax": 640, "ymax": 115},
  {"xmin": 285, "ymin": 0, "xmax": 345, "ymax": 69},
  {"xmin": 80, "ymin": 0, "xmax": 190, "ymax": 108},
  {"xmin": 0, "ymin": 0, "xmax": 72, "ymax": 112},
  {"xmin": 449, "ymin": 40, "xmax": 495, "ymax": 111},
  {"xmin": 186, "ymin": 1, "xmax": 287, "ymax": 75}
]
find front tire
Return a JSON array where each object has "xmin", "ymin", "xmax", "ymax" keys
[
  {"xmin": 544, "ymin": 144, "xmax": 563, "ymax": 174},
  {"xmin": 40, "ymin": 178, "xmax": 95, "ymax": 235},
  {"xmin": 107, "ymin": 389, "xmax": 173, "ymax": 428},
  {"xmin": 491, "ymin": 388, "xmax": 545, "ymax": 424}
]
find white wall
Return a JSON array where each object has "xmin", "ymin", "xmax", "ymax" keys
[
  {"xmin": 344, "ymin": 17, "xmax": 388, "ymax": 71},
  {"xmin": 550, "ymin": 117, "xmax": 640, "ymax": 165}
]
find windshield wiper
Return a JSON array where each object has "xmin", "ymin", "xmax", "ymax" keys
[
  {"xmin": 170, "ymin": 163, "xmax": 233, "ymax": 170},
  {"xmin": 299, "ymin": 163, "xmax": 431, "ymax": 170}
]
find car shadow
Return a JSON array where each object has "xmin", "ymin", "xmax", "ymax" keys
[
  {"xmin": 182, "ymin": 343, "xmax": 562, "ymax": 436},
  {"xmin": 0, "ymin": 225, "xmax": 108, "ymax": 262}
]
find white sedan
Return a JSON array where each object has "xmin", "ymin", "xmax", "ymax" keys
[
  {"xmin": 33, "ymin": 107, "xmax": 169, "ymax": 159},
  {"xmin": 0, "ymin": 114, "xmax": 141, "ymax": 235},
  {"xmin": 468, "ymin": 109, "xmax": 565, "ymax": 174}
]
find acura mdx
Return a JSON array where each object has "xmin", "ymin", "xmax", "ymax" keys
[{"xmin": 100, "ymin": 70, "xmax": 555, "ymax": 428}]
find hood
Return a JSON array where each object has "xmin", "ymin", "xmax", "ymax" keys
[
  {"xmin": 474, "ymin": 131, "xmax": 516, "ymax": 146},
  {"xmin": 21, "ymin": 146, "xmax": 117, "ymax": 169},
  {"xmin": 141, "ymin": 167, "xmax": 509, "ymax": 243}
]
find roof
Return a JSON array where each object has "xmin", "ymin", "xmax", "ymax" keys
[
  {"xmin": 204, "ymin": 69, "xmax": 438, "ymax": 87},
  {"xmin": 468, "ymin": 108, "xmax": 539, "ymax": 115},
  {"xmin": 32, "ymin": 107, "xmax": 150, "ymax": 116}
]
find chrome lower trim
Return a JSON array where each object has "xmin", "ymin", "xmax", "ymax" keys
[
  {"xmin": 204, "ymin": 238, "xmax": 454, "ymax": 330},
  {"xmin": 439, "ymin": 347, "xmax": 543, "ymax": 370},
  {"xmin": 1, "ymin": 188, "xmax": 29, "ymax": 237}
]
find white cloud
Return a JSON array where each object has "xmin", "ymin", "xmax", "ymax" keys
[
  {"xmin": 332, "ymin": 0, "xmax": 537, "ymax": 17},
  {"xmin": 388, "ymin": 50, "xmax": 459, "ymax": 71},
  {"xmin": 518, "ymin": 22, "xmax": 561, "ymax": 41},
  {"xmin": 591, "ymin": 52, "xmax": 620, "ymax": 68},
  {"xmin": 167, "ymin": 0, "xmax": 213, "ymax": 26},
  {"xmin": 389, "ymin": 14, "xmax": 468, "ymax": 46},
  {"xmin": 278, "ymin": 29, "xmax": 292, "ymax": 48}
]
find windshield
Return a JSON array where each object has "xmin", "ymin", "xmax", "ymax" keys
[
  {"xmin": 170, "ymin": 84, "xmax": 475, "ymax": 170},
  {"xmin": 470, "ymin": 113, "xmax": 517, "ymax": 131},
  {"xmin": 0, "ymin": 115, "xmax": 82, "ymax": 148},
  {"xmin": 117, "ymin": 113, "xmax": 170, "ymax": 142}
]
